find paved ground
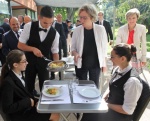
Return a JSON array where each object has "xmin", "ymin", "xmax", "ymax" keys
[{"xmin": 0, "ymin": 58, "xmax": 150, "ymax": 121}]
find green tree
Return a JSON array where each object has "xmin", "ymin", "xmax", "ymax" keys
[
  {"xmin": 52, "ymin": 7, "xmax": 78, "ymax": 23},
  {"xmin": 101, "ymin": 0, "xmax": 150, "ymax": 33}
]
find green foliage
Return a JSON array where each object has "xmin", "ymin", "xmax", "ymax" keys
[
  {"xmin": 52, "ymin": 7, "xmax": 78, "ymax": 23},
  {"xmin": 116, "ymin": 1, "xmax": 130, "ymax": 25},
  {"xmin": 146, "ymin": 34, "xmax": 150, "ymax": 52},
  {"xmin": 52, "ymin": 7, "xmax": 67, "ymax": 21},
  {"xmin": 101, "ymin": 0, "xmax": 150, "ymax": 34},
  {"xmin": 147, "ymin": 43, "xmax": 150, "ymax": 52},
  {"xmin": 147, "ymin": 34, "xmax": 150, "ymax": 42}
]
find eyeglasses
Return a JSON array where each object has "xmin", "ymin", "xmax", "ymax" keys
[
  {"xmin": 78, "ymin": 16, "xmax": 88, "ymax": 20},
  {"xmin": 110, "ymin": 56, "xmax": 120, "ymax": 59},
  {"xmin": 98, "ymin": 14, "xmax": 103, "ymax": 16},
  {"xmin": 19, "ymin": 59, "xmax": 28, "ymax": 63}
]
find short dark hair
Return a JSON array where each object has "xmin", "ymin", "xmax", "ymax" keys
[
  {"xmin": 40, "ymin": 6, "xmax": 54, "ymax": 18},
  {"xmin": 113, "ymin": 43, "xmax": 136, "ymax": 62}
]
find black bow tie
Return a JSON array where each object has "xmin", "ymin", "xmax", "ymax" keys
[
  {"xmin": 115, "ymin": 72, "xmax": 123, "ymax": 76},
  {"xmin": 38, "ymin": 28, "xmax": 47, "ymax": 32}
]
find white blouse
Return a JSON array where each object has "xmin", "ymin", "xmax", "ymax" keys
[{"xmin": 112, "ymin": 65, "xmax": 143, "ymax": 114}]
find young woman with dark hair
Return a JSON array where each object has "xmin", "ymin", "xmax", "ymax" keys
[
  {"xmin": 81, "ymin": 43, "xmax": 143, "ymax": 121},
  {"xmin": 0, "ymin": 50, "xmax": 52, "ymax": 121}
]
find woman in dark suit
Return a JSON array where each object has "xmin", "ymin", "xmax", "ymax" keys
[{"xmin": 0, "ymin": 50, "xmax": 51, "ymax": 121}]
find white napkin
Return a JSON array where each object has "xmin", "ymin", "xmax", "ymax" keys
[
  {"xmin": 74, "ymin": 57, "xmax": 82, "ymax": 68},
  {"xmin": 77, "ymin": 58, "xmax": 82, "ymax": 68},
  {"xmin": 73, "ymin": 86, "xmax": 101, "ymax": 103},
  {"xmin": 40, "ymin": 84, "xmax": 71, "ymax": 104},
  {"xmin": 61, "ymin": 57, "xmax": 74, "ymax": 65}
]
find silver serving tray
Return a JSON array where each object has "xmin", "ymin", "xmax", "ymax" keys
[{"xmin": 47, "ymin": 60, "xmax": 69, "ymax": 72}]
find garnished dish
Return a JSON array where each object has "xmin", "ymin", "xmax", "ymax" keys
[
  {"xmin": 46, "ymin": 88, "xmax": 58, "ymax": 95},
  {"xmin": 42, "ymin": 86, "xmax": 62, "ymax": 97},
  {"xmin": 49, "ymin": 61, "xmax": 64, "ymax": 69},
  {"xmin": 47, "ymin": 60, "xmax": 68, "ymax": 72}
]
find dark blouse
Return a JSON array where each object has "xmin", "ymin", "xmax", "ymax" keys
[{"xmin": 82, "ymin": 28, "xmax": 99, "ymax": 69}]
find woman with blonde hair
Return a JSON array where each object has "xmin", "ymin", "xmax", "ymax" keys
[
  {"xmin": 116, "ymin": 8, "xmax": 147, "ymax": 67},
  {"xmin": 71, "ymin": 3, "xmax": 108, "ymax": 88}
]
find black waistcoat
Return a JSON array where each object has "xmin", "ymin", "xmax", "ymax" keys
[
  {"xmin": 26, "ymin": 21, "xmax": 56, "ymax": 64},
  {"xmin": 107, "ymin": 69, "xmax": 132, "ymax": 105}
]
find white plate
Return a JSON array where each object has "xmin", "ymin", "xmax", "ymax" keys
[
  {"xmin": 78, "ymin": 87, "xmax": 100, "ymax": 98},
  {"xmin": 42, "ymin": 86, "xmax": 62, "ymax": 97}
]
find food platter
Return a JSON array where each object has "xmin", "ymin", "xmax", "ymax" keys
[
  {"xmin": 47, "ymin": 60, "xmax": 69, "ymax": 72},
  {"xmin": 42, "ymin": 86, "xmax": 62, "ymax": 97}
]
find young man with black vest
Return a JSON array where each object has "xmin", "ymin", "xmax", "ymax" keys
[{"xmin": 18, "ymin": 6, "xmax": 59, "ymax": 95}]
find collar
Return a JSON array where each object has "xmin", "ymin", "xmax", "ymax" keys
[
  {"xmin": 39, "ymin": 21, "xmax": 51, "ymax": 32},
  {"xmin": 117, "ymin": 64, "xmax": 132, "ymax": 74},
  {"xmin": 56, "ymin": 21, "xmax": 62, "ymax": 24},
  {"xmin": 52, "ymin": 21, "xmax": 56, "ymax": 27},
  {"xmin": 99, "ymin": 19, "xmax": 104, "ymax": 23},
  {"xmin": 124, "ymin": 23, "xmax": 138, "ymax": 32},
  {"xmin": 12, "ymin": 70, "xmax": 22, "ymax": 79},
  {"xmin": 12, "ymin": 30, "xmax": 19, "ymax": 35},
  {"xmin": 12, "ymin": 29, "xmax": 22, "ymax": 34}
]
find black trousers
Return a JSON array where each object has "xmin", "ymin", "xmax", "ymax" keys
[
  {"xmin": 81, "ymin": 109, "xmax": 132, "ymax": 121},
  {"xmin": 0, "ymin": 50, "xmax": 6, "ymax": 66},
  {"xmin": 75, "ymin": 66, "xmax": 101, "ymax": 88},
  {"xmin": 25, "ymin": 63, "xmax": 49, "ymax": 93},
  {"xmin": 62, "ymin": 41, "xmax": 67, "ymax": 57},
  {"xmin": 10, "ymin": 107, "xmax": 50, "ymax": 121}
]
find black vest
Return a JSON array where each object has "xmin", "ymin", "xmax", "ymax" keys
[
  {"xmin": 107, "ymin": 68, "xmax": 150, "ymax": 120},
  {"xmin": 26, "ymin": 21, "xmax": 56, "ymax": 65},
  {"xmin": 107, "ymin": 69, "xmax": 133, "ymax": 105}
]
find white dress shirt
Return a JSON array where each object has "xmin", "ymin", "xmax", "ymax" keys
[
  {"xmin": 99, "ymin": 20, "xmax": 104, "ymax": 25},
  {"xmin": 13, "ymin": 29, "xmax": 23, "ymax": 39},
  {"xmin": 19, "ymin": 21, "xmax": 59, "ymax": 54},
  {"xmin": 112, "ymin": 65, "xmax": 143, "ymax": 114},
  {"xmin": 12, "ymin": 71, "xmax": 25, "ymax": 87}
]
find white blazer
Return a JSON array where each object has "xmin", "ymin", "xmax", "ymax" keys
[
  {"xmin": 71, "ymin": 23, "xmax": 108, "ymax": 68},
  {"xmin": 116, "ymin": 24, "xmax": 147, "ymax": 62}
]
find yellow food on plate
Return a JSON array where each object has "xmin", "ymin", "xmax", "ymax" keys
[
  {"xmin": 49, "ymin": 62, "xmax": 64, "ymax": 68},
  {"xmin": 46, "ymin": 88, "xmax": 58, "ymax": 95}
]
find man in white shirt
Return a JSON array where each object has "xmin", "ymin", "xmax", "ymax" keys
[{"xmin": 18, "ymin": 6, "xmax": 59, "ymax": 94}]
